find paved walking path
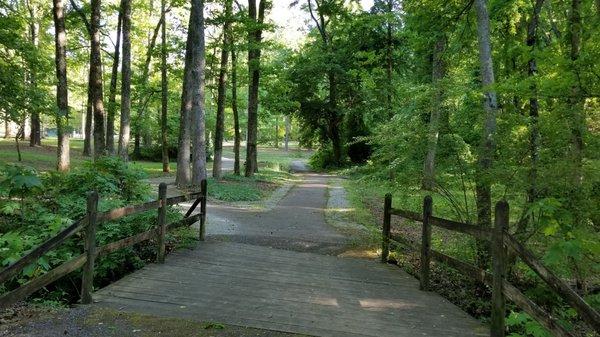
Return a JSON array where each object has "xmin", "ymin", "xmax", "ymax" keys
[{"xmin": 91, "ymin": 161, "xmax": 487, "ymax": 336}]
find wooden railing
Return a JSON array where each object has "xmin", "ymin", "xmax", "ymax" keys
[
  {"xmin": 0, "ymin": 180, "xmax": 207, "ymax": 309},
  {"xmin": 381, "ymin": 194, "xmax": 600, "ymax": 337}
]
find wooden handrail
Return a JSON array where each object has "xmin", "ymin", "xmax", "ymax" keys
[
  {"xmin": 0, "ymin": 180, "xmax": 208, "ymax": 309},
  {"xmin": 383, "ymin": 194, "xmax": 596, "ymax": 336},
  {"xmin": 503, "ymin": 233, "xmax": 600, "ymax": 332},
  {"xmin": 0, "ymin": 217, "xmax": 86, "ymax": 285}
]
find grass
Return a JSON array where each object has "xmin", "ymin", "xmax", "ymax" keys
[{"xmin": 208, "ymin": 169, "xmax": 294, "ymax": 202}]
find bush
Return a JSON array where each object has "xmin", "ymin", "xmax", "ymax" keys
[{"xmin": 0, "ymin": 159, "xmax": 185, "ymax": 304}]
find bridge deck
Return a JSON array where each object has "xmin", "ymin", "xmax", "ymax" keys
[{"xmin": 94, "ymin": 242, "xmax": 487, "ymax": 337}]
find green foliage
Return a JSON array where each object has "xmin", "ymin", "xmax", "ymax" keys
[{"xmin": 506, "ymin": 311, "xmax": 551, "ymax": 337}]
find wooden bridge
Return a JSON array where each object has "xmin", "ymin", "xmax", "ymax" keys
[{"xmin": 1, "ymin": 174, "xmax": 599, "ymax": 337}]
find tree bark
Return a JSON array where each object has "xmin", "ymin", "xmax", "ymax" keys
[
  {"xmin": 118, "ymin": 0, "xmax": 132, "ymax": 159},
  {"xmin": 244, "ymin": 0, "xmax": 266, "ymax": 177},
  {"xmin": 160, "ymin": 0, "xmax": 169, "ymax": 173},
  {"xmin": 474, "ymin": 0, "xmax": 499, "ymax": 268},
  {"xmin": 177, "ymin": 0, "xmax": 206, "ymax": 186},
  {"xmin": 83, "ymin": 65, "xmax": 93, "ymax": 156},
  {"xmin": 386, "ymin": 0, "xmax": 393, "ymax": 119},
  {"xmin": 190, "ymin": 0, "xmax": 207, "ymax": 187},
  {"xmin": 213, "ymin": 0, "xmax": 232, "ymax": 179},
  {"xmin": 231, "ymin": 49, "xmax": 241, "ymax": 176},
  {"xmin": 422, "ymin": 36, "xmax": 447, "ymax": 191},
  {"xmin": 90, "ymin": 0, "xmax": 106, "ymax": 158},
  {"xmin": 284, "ymin": 115, "xmax": 290, "ymax": 152},
  {"xmin": 106, "ymin": 5, "xmax": 123, "ymax": 155},
  {"xmin": 27, "ymin": 1, "xmax": 41, "ymax": 147},
  {"xmin": 53, "ymin": 0, "xmax": 70, "ymax": 172}
]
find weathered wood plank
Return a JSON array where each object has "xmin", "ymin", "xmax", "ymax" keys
[
  {"xmin": 381, "ymin": 193, "xmax": 392, "ymax": 263},
  {"xmin": 504, "ymin": 232, "xmax": 600, "ymax": 332},
  {"xmin": 81, "ymin": 191, "xmax": 98, "ymax": 304},
  {"xmin": 389, "ymin": 208, "xmax": 492, "ymax": 240},
  {"xmin": 420, "ymin": 196, "xmax": 432, "ymax": 291},
  {"xmin": 491, "ymin": 201, "xmax": 508, "ymax": 337},
  {"xmin": 157, "ymin": 183, "xmax": 167, "ymax": 263},
  {"xmin": 0, "ymin": 254, "xmax": 86, "ymax": 309},
  {"xmin": 96, "ymin": 228, "xmax": 158, "ymax": 258},
  {"xmin": 167, "ymin": 213, "xmax": 202, "ymax": 230},
  {"xmin": 0, "ymin": 217, "xmax": 85, "ymax": 285}
]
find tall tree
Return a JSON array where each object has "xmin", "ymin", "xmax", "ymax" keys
[
  {"xmin": 231, "ymin": 48, "xmax": 241, "ymax": 175},
  {"xmin": 90, "ymin": 0, "xmax": 106, "ymax": 158},
  {"xmin": 106, "ymin": 4, "xmax": 123, "ymax": 155},
  {"xmin": 244, "ymin": 0, "xmax": 267, "ymax": 177},
  {"xmin": 213, "ymin": 0, "xmax": 233, "ymax": 179},
  {"xmin": 53, "ymin": 0, "xmax": 70, "ymax": 172},
  {"xmin": 191, "ymin": 0, "xmax": 207, "ymax": 186},
  {"xmin": 118, "ymin": 0, "xmax": 132, "ymax": 159},
  {"xmin": 83, "ymin": 67, "xmax": 93, "ymax": 156},
  {"xmin": 26, "ymin": 0, "xmax": 41, "ymax": 147},
  {"xmin": 160, "ymin": 0, "xmax": 169, "ymax": 173},
  {"xmin": 473, "ymin": 0, "xmax": 499, "ymax": 267},
  {"xmin": 178, "ymin": 0, "xmax": 206, "ymax": 186},
  {"xmin": 422, "ymin": 36, "xmax": 447, "ymax": 191}
]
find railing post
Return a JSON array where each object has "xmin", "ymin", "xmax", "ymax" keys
[
  {"xmin": 381, "ymin": 193, "xmax": 392, "ymax": 263},
  {"xmin": 420, "ymin": 195, "xmax": 432, "ymax": 291},
  {"xmin": 199, "ymin": 179, "xmax": 207, "ymax": 241},
  {"xmin": 491, "ymin": 201, "xmax": 509, "ymax": 337},
  {"xmin": 81, "ymin": 191, "xmax": 98, "ymax": 304},
  {"xmin": 157, "ymin": 183, "xmax": 167, "ymax": 263}
]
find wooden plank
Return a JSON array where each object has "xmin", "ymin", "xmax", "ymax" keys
[
  {"xmin": 157, "ymin": 183, "xmax": 167, "ymax": 263},
  {"xmin": 0, "ymin": 217, "xmax": 85, "ymax": 285},
  {"xmin": 81, "ymin": 191, "xmax": 98, "ymax": 304},
  {"xmin": 503, "ymin": 232, "xmax": 600, "ymax": 332},
  {"xmin": 97, "ymin": 200, "xmax": 161, "ymax": 223},
  {"xmin": 381, "ymin": 193, "xmax": 392, "ymax": 263},
  {"xmin": 0, "ymin": 254, "xmax": 86, "ymax": 309},
  {"xmin": 420, "ymin": 196, "xmax": 432, "ymax": 291},
  {"xmin": 96, "ymin": 228, "xmax": 158, "ymax": 257},
  {"xmin": 183, "ymin": 196, "xmax": 203, "ymax": 218},
  {"xmin": 390, "ymin": 208, "xmax": 491, "ymax": 240},
  {"xmin": 199, "ymin": 179, "xmax": 207, "ymax": 240},
  {"xmin": 491, "ymin": 201, "xmax": 508, "ymax": 337},
  {"xmin": 167, "ymin": 213, "xmax": 202, "ymax": 230}
]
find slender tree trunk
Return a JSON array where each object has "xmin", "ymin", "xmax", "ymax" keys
[
  {"xmin": 178, "ymin": 0, "xmax": 206, "ymax": 186},
  {"xmin": 231, "ymin": 49, "xmax": 241, "ymax": 176},
  {"xmin": 160, "ymin": 0, "xmax": 169, "ymax": 173},
  {"xmin": 190, "ymin": 0, "xmax": 207, "ymax": 186},
  {"xmin": 386, "ymin": 0, "xmax": 393, "ymax": 119},
  {"xmin": 53, "ymin": 0, "xmax": 70, "ymax": 172},
  {"xmin": 474, "ymin": 0, "xmax": 499, "ymax": 268},
  {"xmin": 90, "ymin": 0, "xmax": 106, "ymax": 158},
  {"xmin": 567, "ymin": 0, "xmax": 586, "ymax": 233},
  {"xmin": 27, "ymin": 1, "xmax": 41, "ymax": 147},
  {"xmin": 274, "ymin": 117, "xmax": 279, "ymax": 148},
  {"xmin": 118, "ymin": 0, "xmax": 132, "ymax": 159},
  {"xmin": 245, "ymin": 0, "xmax": 266, "ymax": 177},
  {"xmin": 328, "ymin": 71, "xmax": 342, "ymax": 165},
  {"xmin": 106, "ymin": 5, "xmax": 123, "ymax": 155},
  {"xmin": 213, "ymin": 0, "xmax": 232, "ymax": 179},
  {"xmin": 422, "ymin": 36, "xmax": 447, "ymax": 191},
  {"xmin": 133, "ymin": 16, "xmax": 164, "ymax": 158},
  {"xmin": 83, "ymin": 65, "xmax": 93, "ymax": 156},
  {"xmin": 284, "ymin": 115, "xmax": 290, "ymax": 152},
  {"xmin": 525, "ymin": 0, "xmax": 545, "ymax": 217}
]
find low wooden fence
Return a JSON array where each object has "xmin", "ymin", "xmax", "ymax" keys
[
  {"xmin": 0, "ymin": 180, "xmax": 207, "ymax": 309},
  {"xmin": 381, "ymin": 194, "xmax": 600, "ymax": 337}
]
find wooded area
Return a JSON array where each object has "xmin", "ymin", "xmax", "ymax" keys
[{"xmin": 0, "ymin": 0, "xmax": 599, "ymax": 336}]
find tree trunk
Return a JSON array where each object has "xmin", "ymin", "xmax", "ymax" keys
[
  {"xmin": 231, "ymin": 49, "xmax": 241, "ymax": 176},
  {"xmin": 118, "ymin": 0, "xmax": 132, "ymax": 160},
  {"xmin": 190, "ymin": 0, "xmax": 207, "ymax": 187},
  {"xmin": 53, "ymin": 0, "xmax": 70, "ymax": 172},
  {"xmin": 274, "ymin": 117, "xmax": 279, "ymax": 148},
  {"xmin": 90, "ymin": 0, "xmax": 106, "ymax": 158},
  {"xmin": 27, "ymin": 1, "xmax": 41, "ymax": 147},
  {"xmin": 284, "ymin": 115, "xmax": 290, "ymax": 152},
  {"xmin": 386, "ymin": 0, "xmax": 393, "ymax": 119},
  {"xmin": 160, "ymin": 0, "xmax": 169, "ymax": 173},
  {"xmin": 133, "ymin": 16, "xmax": 164, "ymax": 158},
  {"xmin": 83, "ymin": 65, "xmax": 93, "ymax": 156},
  {"xmin": 422, "ymin": 36, "xmax": 447, "ymax": 191},
  {"xmin": 106, "ymin": 5, "xmax": 123, "ymax": 155},
  {"xmin": 178, "ymin": 0, "xmax": 206, "ymax": 187},
  {"xmin": 245, "ymin": 0, "xmax": 266, "ymax": 177},
  {"xmin": 213, "ymin": 0, "xmax": 232, "ymax": 179},
  {"xmin": 474, "ymin": 0, "xmax": 499, "ymax": 268},
  {"xmin": 327, "ymin": 71, "xmax": 342, "ymax": 165}
]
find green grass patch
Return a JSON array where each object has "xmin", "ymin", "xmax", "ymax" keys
[{"xmin": 208, "ymin": 169, "xmax": 293, "ymax": 202}]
